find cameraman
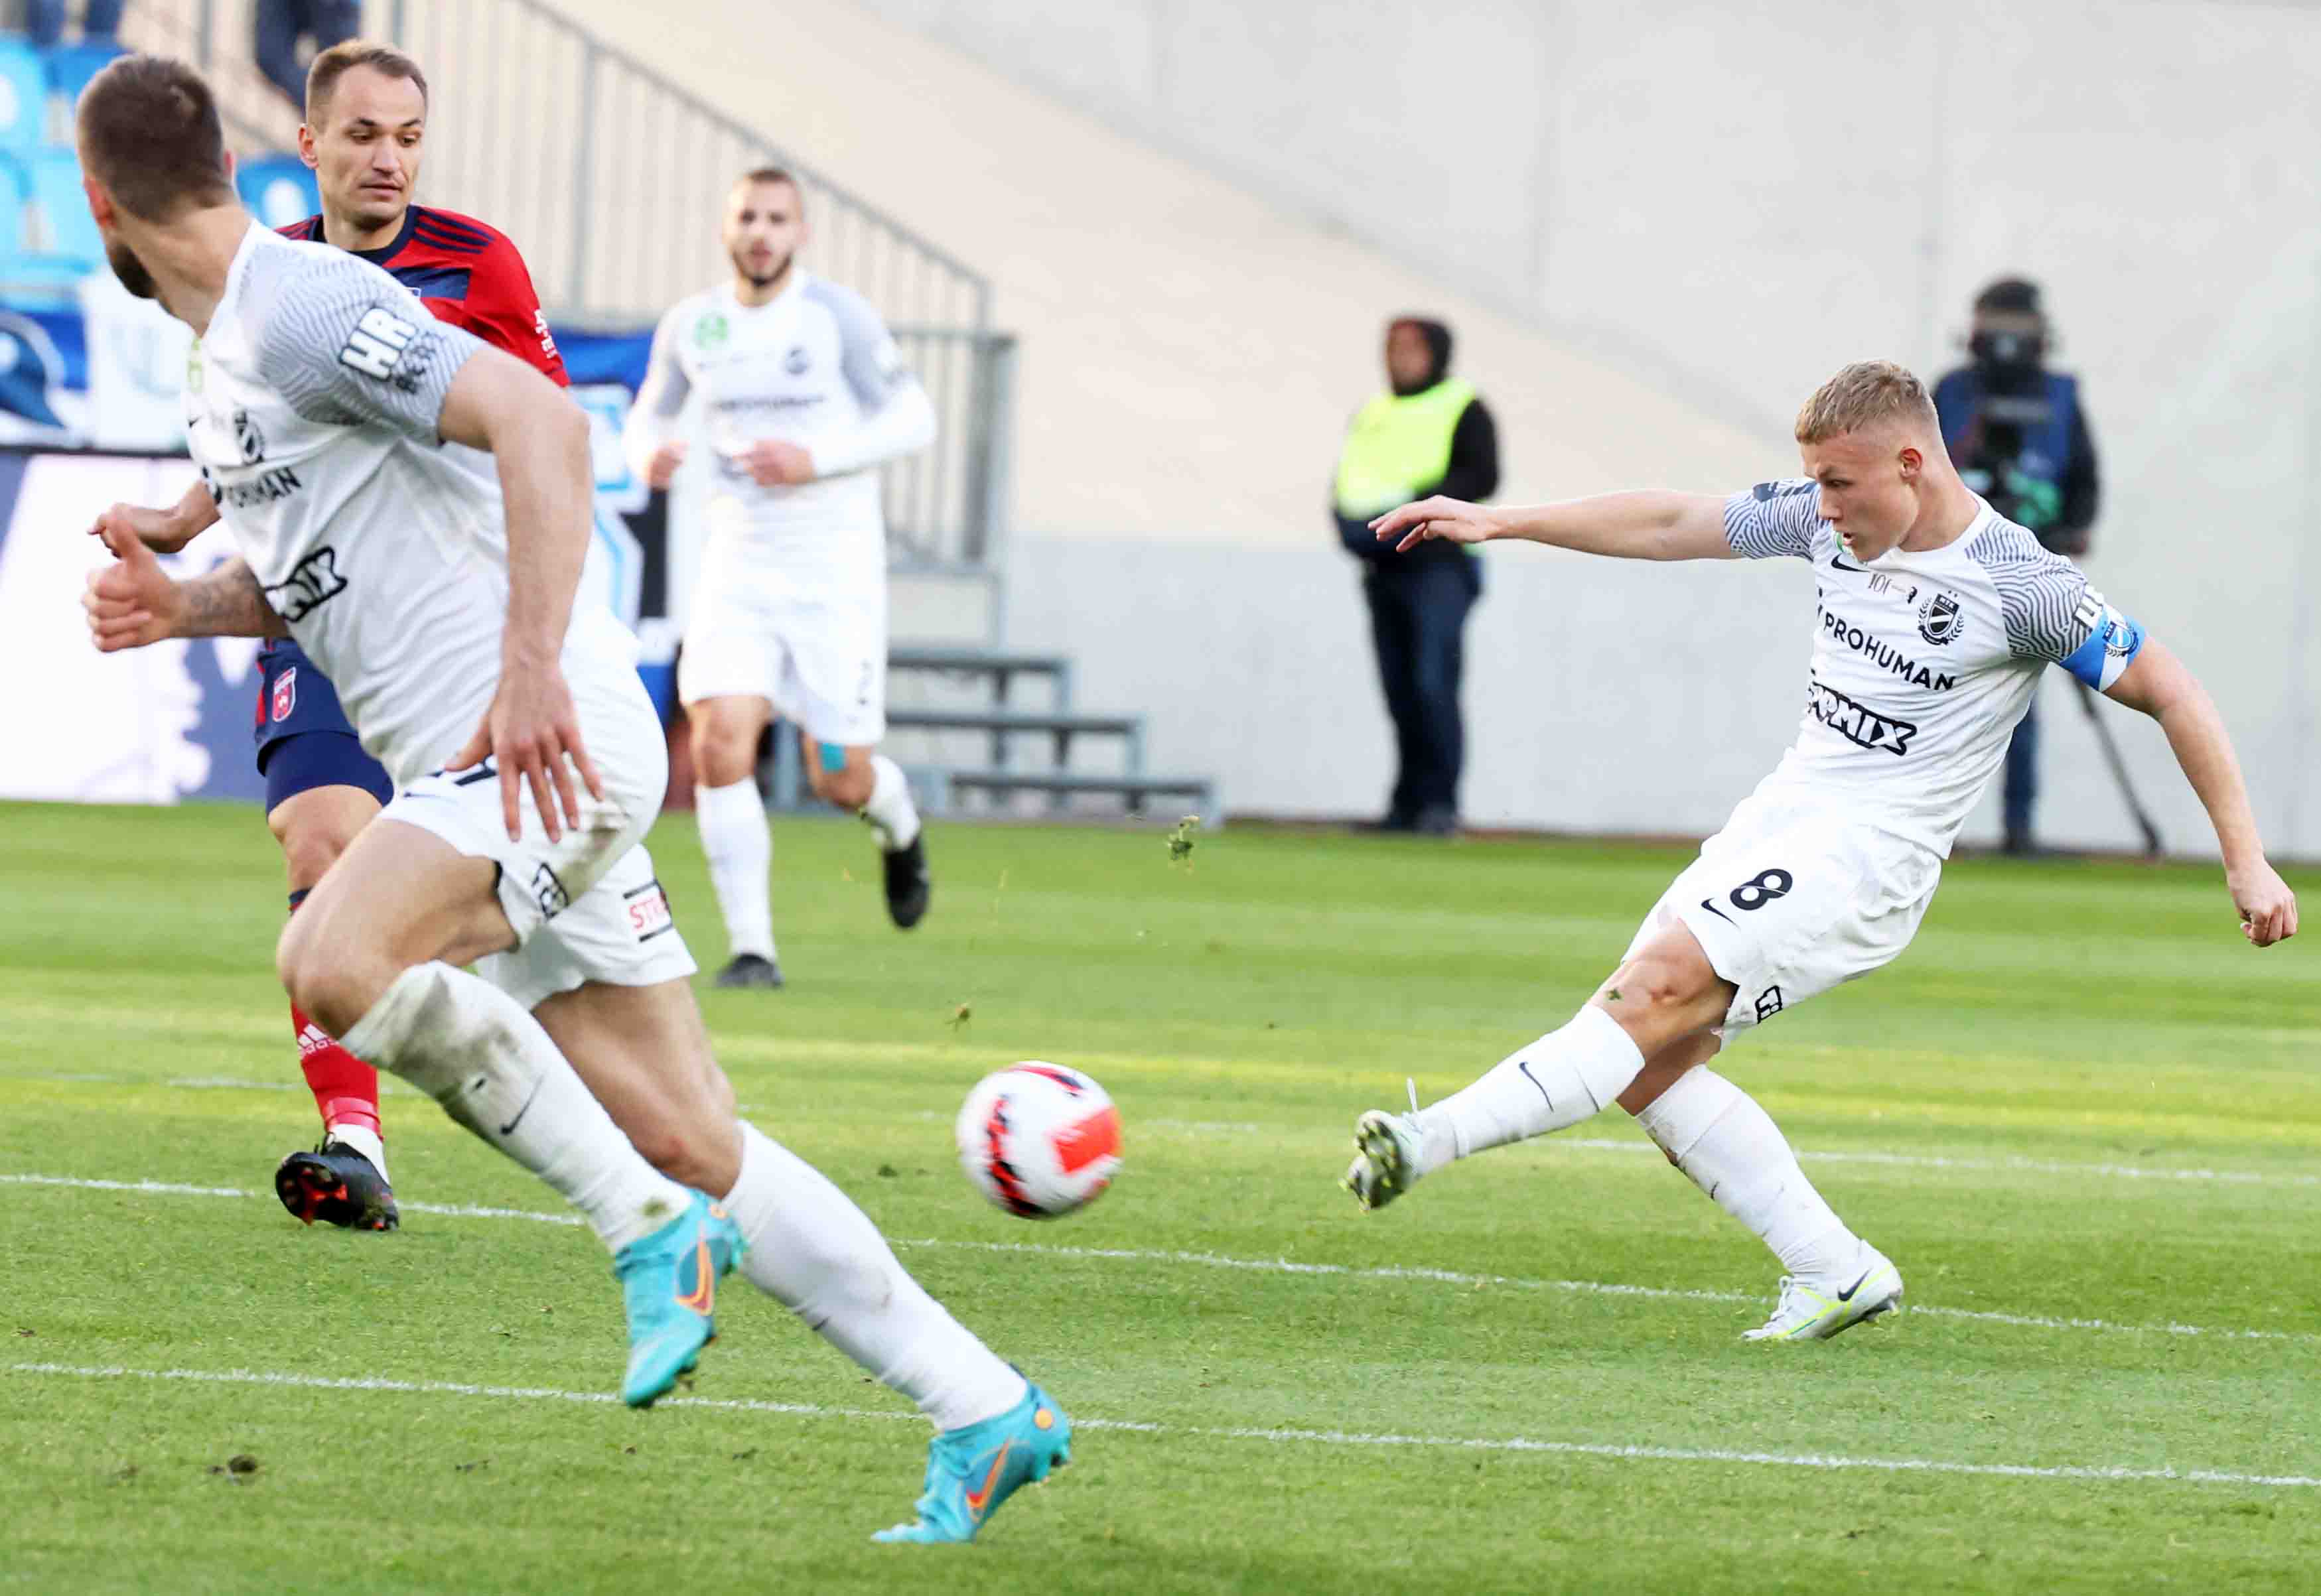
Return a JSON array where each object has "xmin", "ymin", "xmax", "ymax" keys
[{"xmin": 1934, "ymin": 278, "xmax": 2101, "ymax": 854}]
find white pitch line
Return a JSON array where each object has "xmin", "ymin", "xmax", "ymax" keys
[
  {"xmin": 8, "ymin": 1171, "xmax": 2316, "ymax": 1348},
  {"xmin": 1555, "ymin": 1138, "xmax": 2321, "ymax": 1190},
  {"xmin": 10, "ymin": 1362, "xmax": 2316, "ymax": 1490}
]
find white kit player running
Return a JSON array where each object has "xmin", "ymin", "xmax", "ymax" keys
[
  {"xmin": 628, "ymin": 167, "xmax": 938, "ymax": 990},
  {"xmin": 77, "ymin": 59, "xmax": 1069, "ymax": 1542},
  {"xmin": 1344, "ymin": 361, "xmax": 2298, "ymax": 1341}
]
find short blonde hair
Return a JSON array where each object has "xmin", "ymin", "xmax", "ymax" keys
[{"xmin": 1795, "ymin": 360, "xmax": 1939, "ymax": 445}]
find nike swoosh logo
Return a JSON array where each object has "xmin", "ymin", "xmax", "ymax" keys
[
  {"xmin": 1830, "ymin": 554, "xmax": 1866, "ymax": 572},
  {"xmin": 673, "ymin": 1232, "xmax": 716, "ymax": 1315},
  {"xmin": 498, "ymin": 1079, "xmax": 544, "ymax": 1138},
  {"xmin": 963, "ymin": 1440, "xmax": 1011, "ymax": 1520},
  {"xmin": 1517, "ymin": 1061, "xmax": 1552, "ymax": 1112},
  {"xmin": 1834, "ymin": 1269, "xmax": 1874, "ymax": 1303}
]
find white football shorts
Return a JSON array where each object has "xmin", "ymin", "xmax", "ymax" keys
[
  {"xmin": 677, "ymin": 546, "xmax": 887, "ymax": 748},
  {"xmin": 1620, "ymin": 791, "xmax": 1941, "ymax": 1037},
  {"xmin": 382, "ymin": 655, "xmax": 696, "ymax": 1011}
]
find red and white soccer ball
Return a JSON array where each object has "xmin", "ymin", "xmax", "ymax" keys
[{"xmin": 955, "ymin": 1063, "xmax": 1123, "ymax": 1219}]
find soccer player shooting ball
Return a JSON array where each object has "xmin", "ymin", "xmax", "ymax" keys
[{"xmin": 1344, "ymin": 360, "xmax": 2297, "ymax": 1341}]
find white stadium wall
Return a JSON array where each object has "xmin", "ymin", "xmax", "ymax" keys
[{"xmin": 482, "ymin": 4, "xmax": 2318, "ymax": 852}]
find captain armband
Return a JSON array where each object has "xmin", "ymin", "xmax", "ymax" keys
[{"xmin": 2060, "ymin": 590, "xmax": 2145, "ymax": 690}]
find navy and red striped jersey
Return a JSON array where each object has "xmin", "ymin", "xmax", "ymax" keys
[{"xmin": 275, "ymin": 203, "xmax": 568, "ymax": 387}]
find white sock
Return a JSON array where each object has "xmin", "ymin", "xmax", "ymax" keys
[
  {"xmin": 1633, "ymin": 1067, "xmax": 1857, "ymax": 1278},
  {"xmin": 861, "ymin": 754, "xmax": 920, "ymax": 850},
  {"xmin": 1413, "ymin": 1005, "xmax": 1646, "ymax": 1175},
  {"xmin": 724, "ymin": 1122, "xmax": 1025, "ymax": 1431},
  {"xmin": 325, "ymin": 1120, "xmax": 388, "ymax": 1184},
  {"xmin": 339, "ymin": 963, "xmax": 694, "ymax": 1253},
  {"xmin": 696, "ymin": 777, "xmax": 775, "ymax": 960}
]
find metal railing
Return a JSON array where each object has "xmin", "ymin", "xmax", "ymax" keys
[
  {"xmin": 382, "ymin": 0, "xmax": 991, "ymax": 328},
  {"xmin": 126, "ymin": 0, "xmax": 990, "ymax": 326},
  {"xmin": 115, "ymin": 0, "xmax": 1012, "ymax": 576},
  {"xmin": 888, "ymin": 327, "xmax": 1014, "ymax": 569}
]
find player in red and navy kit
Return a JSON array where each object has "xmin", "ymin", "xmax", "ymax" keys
[{"xmin": 91, "ymin": 42, "xmax": 566, "ymax": 1230}]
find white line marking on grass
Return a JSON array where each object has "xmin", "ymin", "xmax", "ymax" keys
[
  {"xmin": 1556, "ymin": 1138, "xmax": 2321, "ymax": 1190},
  {"xmin": 10, "ymin": 1171, "xmax": 2316, "ymax": 1347},
  {"xmin": 11, "ymin": 1363, "xmax": 2316, "ymax": 1490}
]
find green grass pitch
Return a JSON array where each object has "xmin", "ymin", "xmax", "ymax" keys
[{"xmin": 3, "ymin": 799, "xmax": 2317, "ymax": 1593}]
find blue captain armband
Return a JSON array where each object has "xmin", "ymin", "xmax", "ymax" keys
[{"xmin": 2060, "ymin": 592, "xmax": 2146, "ymax": 690}]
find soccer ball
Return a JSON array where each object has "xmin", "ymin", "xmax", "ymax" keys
[{"xmin": 954, "ymin": 1063, "xmax": 1123, "ymax": 1219}]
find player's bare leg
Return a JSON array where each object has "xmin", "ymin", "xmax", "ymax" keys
[
  {"xmin": 804, "ymin": 733, "xmax": 930, "ymax": 931},
  {"xmin": 537, "ymin": 974, "xmax": 1061, "ymax": 1541},
  {"xmin": 266, "ymin": 782, "xmax": 397, "ymax": 1229},
  {"xmin": 278, "ymin": 819, "xmax": 738, "ymax": 1404},
  {"xmin": 690, "ymin": 692, "xmax": 783, "ymax": 988}
]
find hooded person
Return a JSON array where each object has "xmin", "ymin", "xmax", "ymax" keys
[{"xmin": 1332, "ymin": 314, "xmax": 1500, "ymax": 834}]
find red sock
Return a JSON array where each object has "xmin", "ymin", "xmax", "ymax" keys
[
  {"xmin": 294, "ymin": 1004, "xmax": 382, "ymax": 1137},
  {"xmin": 283, "ymin": 894, "xmax": 381, "ymax": 1138}
]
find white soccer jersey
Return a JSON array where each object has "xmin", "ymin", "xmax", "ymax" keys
[
  {"xmin": 185, "ymin": 224, "xmax": 635, "ymax": 787},
  {"xmin": 1723, "ymin": 480, "xmax": 2145, "ymax": 856},
  {"xmin": 625, "ymin": 270, "xmax": 935, "ymax": 598}
]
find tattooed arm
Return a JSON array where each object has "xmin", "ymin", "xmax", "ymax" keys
[
  {"xmin": 85, "ymin": 528, "xmax": 288, "ymax": 652},
  {"xmin": 178, "ymin": 557, "xmax": 289, "ymax": 639}
]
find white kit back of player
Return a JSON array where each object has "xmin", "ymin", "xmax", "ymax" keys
[{"xmin": 186, "ymin": 226, "xmax": 639, "ymax": 789}]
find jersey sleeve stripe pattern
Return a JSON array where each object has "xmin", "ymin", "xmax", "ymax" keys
[
  {"xmin": 1964, "ymin": 519, "xmax": 2097, "ymax": 663},
  {"xmin": 1724, "ymin": 481, "xmax": 1820, "ymax": 560},
  {"xmin": 409, "ymin": 211, "xmax": 494, "ymax": 255},
  {"xmin": 251, "ymin": 249, "xmax": 484, "ymax": 438}
]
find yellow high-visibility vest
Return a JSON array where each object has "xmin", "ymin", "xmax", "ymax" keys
[{"xmin": 1333, "ymin": 377, "xmax": 1476, "ymax": 518}]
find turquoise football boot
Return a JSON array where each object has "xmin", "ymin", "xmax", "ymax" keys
[
  {"xmin": 872, "ymin": 1382, "xmax": 1072, "ymax": 1544},
  {"xmin": 614, "ymin": 1191, "xmax": 743, "ymax": 1407}
]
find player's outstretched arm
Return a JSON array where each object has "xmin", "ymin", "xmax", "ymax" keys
[
  {"xmin": 83, "ymin": 521, "xmax": 287, "ymax": 649},
  {"xmin": 1372, "ymin": 490, "xmax": 1738, "ymax": 561},
  {"xmin": 2105, "ymin": 639, "xmax": 2298, "ymax": 946},
  {"xmin": 435, "ymin": 346, "xmax": 607, "ymax": 844}
]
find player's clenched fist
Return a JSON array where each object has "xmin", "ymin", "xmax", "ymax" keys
[
  {"xmin": 88, "ymin": 498, "xmax": 201, "ymax": 555},
  {"xmin": 642, "ymin": 440, "xmax": 688, "ymax": 490},
  {"xmin": 738, "ymin": 438, "xmax": 816, "ymax": 487},
  {"xmin": 83, "ymin": 518, "xmax": 185, "ymax": 651},
  {"xmin": 2227, "ymin": 859, "xmax": 2299, "ymax": 947}
]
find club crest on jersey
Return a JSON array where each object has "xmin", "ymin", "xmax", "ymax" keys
[
  {"xmin": 1916, "ymin": 588, "xmax": 1965, "ymax": 646},
  {"xmin": 232, "ymin": 406, "xmax": 265, "ymax": 464},
  {"xmin": 695, "ymin": 312, "xmax": 729, "ymax": 350},
  {"xmin": 271, "ymin": 666, "xmax": 297, "ymax": 722},
  {"xmin": 784, "ymin": 344, "xmax": 809, "ymax": 375}
]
